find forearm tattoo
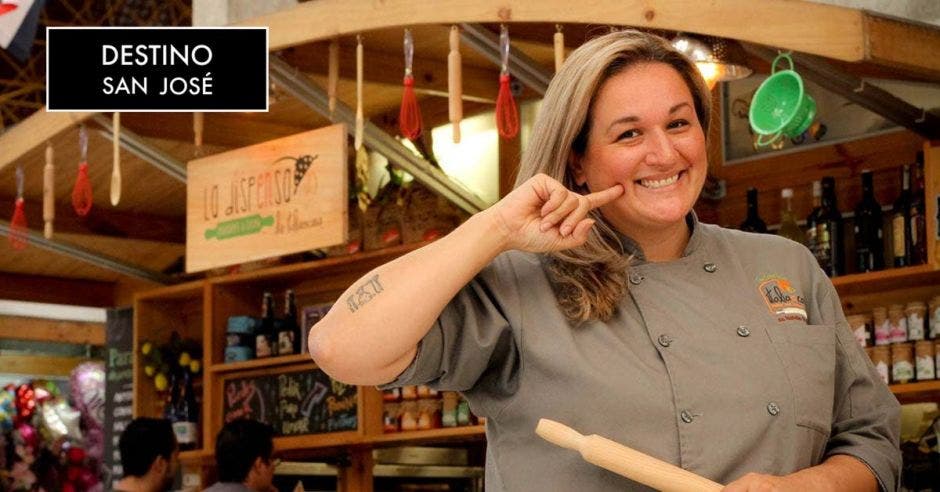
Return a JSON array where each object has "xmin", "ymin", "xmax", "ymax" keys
[{"xmin": 346, "ymin": 274, "xmax": 384, "ymax": 313}]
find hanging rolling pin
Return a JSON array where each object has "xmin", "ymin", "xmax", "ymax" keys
[
  {"xmin": 43, "ymin": 142, "xmax": 54, "ymax": 239},
  {"xmin": 328, "ymin": 38, "xmax": 339, "ymax": 120},
  {"xmin": 110, "ymin": 112, "xmax": 121, "ymax": 206},
  {"xmin": 354, "ymin": 34, "xmax": 364, "ymax": 151},
  {"xmin": 448, "ymin": 25, "xmax": 462, "ymax": 143},
  {"xmin": 536, "ymin": 419, "xmax": 723, "ymax": 492}
]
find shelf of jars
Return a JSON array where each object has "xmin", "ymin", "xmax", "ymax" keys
[
  {"xmin": 890, "ymin": 380, "xmax": 940, "ymax": 403},
  {"xmin": 208, "ymin": 353, "xmax": 313, "ymax": 374}
]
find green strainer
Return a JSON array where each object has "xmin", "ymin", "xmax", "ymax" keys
[{"xmin": 748, "ymin": 54, "xmax": 816, "ymax": 147}]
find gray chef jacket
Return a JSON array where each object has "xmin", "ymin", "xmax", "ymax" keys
[{"xmin": 382, "ymin": 214, "xmax": 901, "ymax": 491}]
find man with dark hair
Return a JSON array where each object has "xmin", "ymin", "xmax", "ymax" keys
[
  {"xmin": 114, "ymin": 417, "xmax": 179, "ymax": 492},
  {"xmin": 204, "ymin": 419, "xmax": 277, "ymax": 492}
]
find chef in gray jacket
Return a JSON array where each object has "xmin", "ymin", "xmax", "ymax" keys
[{"xmin": 309, "ymin": 29, "xmax": 900, "ymax": 491}]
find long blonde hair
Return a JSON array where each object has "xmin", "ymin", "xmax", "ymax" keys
[{"xmin": 514, "ymin": 29, "xmax": 711, "ymax": 323}]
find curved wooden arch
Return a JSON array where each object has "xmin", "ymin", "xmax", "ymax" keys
[{"xmin": 240, "ymin": 0, "xmax": 865, "ymax": 61}]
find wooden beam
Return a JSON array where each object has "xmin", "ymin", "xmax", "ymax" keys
[
  {"xmin": 0, "ymin": 272, "xmax": 115, "ymax": 307},
  {"xmin": 0, "ymin": 315, "xmax": 105, "ymax": 345},
  {"xmin": 239, "ymin": 0, "xmax": 865, "ymax": 62},
  {"xmin": 0, "ymin": 194, "xmax": 185, "ymax": 243},
  {"xmin": 0, "ymin": 354, "xmax": 95, "ymax": 377},
  {"xmin": 0, "ymin": 110, "xmax": 93, "ymax": 173},
  {"xmin": 866, "ymin": 15, "xmax": 940, "ymax": 81},
  {"xmin": 119, "ymin": 112, "xmax": 310, "ymax": 149}
]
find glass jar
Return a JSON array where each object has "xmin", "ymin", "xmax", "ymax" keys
[
  {"xmin": 872, "ymin": 307, "xmax": 890, "ymax": 346},
  {"xmin": 871, "ymin": 345, "xmax": 890, "ymax": 385},
  {"xmin": 888, "ymin": 304, "xmax": 908, "ymax": 343},
  {"xmin": 914, "ymin": 340, "xmax": 935, "ymax": 380},
  {"xmin": 905, "ymin": 301, "xmax": 927, "ymax": 341},
  {"xmin": 891, "ymin": 342, "xmax": 914, "ymax": 384},
  {"xmin": 846, "ymin": 314, "xmax": 869, "ymax": 348}
]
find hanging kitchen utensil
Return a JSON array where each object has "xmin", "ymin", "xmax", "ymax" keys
[
  {"xmin": 399, "ymin": 29, "xmax": 423, "ymax": 140},
  {"xmin": 448, "ymin": 25, "xmax": 463, "ymax": 144},
  {"xmin": 536, "ymin": 419, "xmax": 723, "ymax": 492},
  {"xmin": 554, "ymin": 25, "xmax": 565, "ymax": 72},
  {"xmin": 43, "ymin": 142, "xmax": 54, "ymax": 239},
  {"xmin": 110, "ymin": 112, "xmax": 121, "ymax": 206},
  {"xmin": 748, "ymin": 53, "xmax": 816, "ymax": 147},
  {"xmin": 193, "ymin": 112, "xmax": 204, "ymax": 156},
  {"xmin": 9, "ymin": 165, "xmax": 28, "ymax": 250},
  {"xmin": 355, "ymin": 145, "xmax": 372, "ymax": 212},
  {"xmin": 71, "ymin": 124, "xmax": 93, "ymax": 216},
  {"xmin": 355, "ymin": 35, "xmax": 364, "ymax": 152},
  {"xmin": 328, "ymin": 38, "xmax": 339, "ymax": 120},
  {"xmin": 495, "ymin": 25, "xmax": 519, "ymax": 139}
]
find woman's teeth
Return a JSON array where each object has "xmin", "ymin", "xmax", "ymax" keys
[{"xmin": 639, "ymin": 173, "xmax": 680, "ymax": 189}]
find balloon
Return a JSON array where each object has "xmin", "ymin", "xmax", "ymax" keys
[
  {"xmin": 55, "ymin": 401, "xmax": 84, "ymax": 441},
  {"xmin": 0, "ymin": 386, "xmax": 14, "ymax": 431},
  {"xmin": 70, "ymin": 362, "xmax": 105, "ymax": 431},
  {"xmin": 14, "ymin": 383, "xmax": 37, "ymax": 424}
]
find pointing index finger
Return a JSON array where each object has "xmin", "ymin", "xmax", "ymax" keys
[{"xmin": 584, "ymin": 183, "xmax": 624, "ymax": 209}]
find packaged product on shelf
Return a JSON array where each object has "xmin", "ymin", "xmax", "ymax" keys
[
  {"xmin": 382, "ymin": 388, "xmax": 401, "ymax": 402},
  {"xmin": 905, "ymin": 301, "xmax": 926, "ymax": 341},
  {"xmin": 914, "ymin": 340, "xmax": 935, "ymax": 380},
  {"xmin": 891, "ymin": 342, "xmax": 915, "ymax": 384},
  {"xmin": 441, "ymin": 392, "xmax": 458, "ymax": 427},
  {"xmin": 871, "ymin": 345, "xmax": 890, "ymax": 385},
  {"xmin": 935, "ymin": 339, "xmax": 940, "ymax": 378},
  {"xmin": 401, "ymin": 385, "xmax": 418, "ymax": 400},
  {"xmin": 416, "ymin": 384, "xmax": 432, "ymax": 398},
  {"xmin": 845, "ymin": 314, "xmax": 869, "ymax": 348},
  {"xmin": 456, "ymin": 398, "xmax": 471, "ymax": 426},
  {"xmin": 416, "ymin": 399, "xmax": 440, "ymax": 430},
  {"xmin": 400, "ymin": 401, "xmax": 418, "ymax": 431},
  {"xmin": 873, "ymin": 307, "xmax": 891, "ymax": 346},
  {"xmin": 888, "ymin": 304, "xmax": 908, "ymax": 344},
  {"xmin": 930, "ymin": 296, "xmax": 940, "ymax": 339},
  {"xmin": 225, "ymin": 315, "xmax": 258, "ymax": 362},
  {"xmin": 383, "ymin": 402, "xmax": 400, "ymax": 433}
]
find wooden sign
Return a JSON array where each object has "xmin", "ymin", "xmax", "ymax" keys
[
  {"xmin": 222, "ymin": 367, "xmax": 358, "ymax": 435},
  {"xmin": 186, "ymin": 124, "xmax": 348, "ymax": 272}
]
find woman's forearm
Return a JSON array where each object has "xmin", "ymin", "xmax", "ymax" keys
[{"xmin": 308, "ymin": 210, "xmax": 508, "ymax": 385}]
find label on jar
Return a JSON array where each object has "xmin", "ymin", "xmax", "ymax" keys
[
  {"xmin": 874, "ymin": 320, "xmax": 891, "ymax": 345},
  {"xmin": 890, "ymin": 318, "xmax": 908, "ymax": 343},
  {"xmin": 852, "ymin": 326, "xmax": 868, "ymax": 348},
  {"xmin": 892, "ymin": 360, "xmax": 914, "ymax": 384},
  {"xmin": 916, "ymin": 355, "xmax": 935, "ymax": 380},
  {"xmin": 875, "ymin": 361, "xmax": 889, "ymax": 385},
  {"xmin": 907, "ymin": 313, "xmax": 925, "ymax": 340},
  {"xmin": 932, "ymin": 310, "xmax": 940, "ymax": 338}
]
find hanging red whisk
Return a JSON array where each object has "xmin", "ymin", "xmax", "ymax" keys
[
  {"xmin": 495, "ymin": 25, "xmax": 519, "ymax": 139},
  {"xmin": 399, "ymin": 29, "xmax": 423, "ymax": 140},
  {"xmin": 72, "ymin": 124, "xmax": 93, "ymax": 216},
  {"xmin": 9, "ymin": 165, "xmax": 28, "ymax": 250}
]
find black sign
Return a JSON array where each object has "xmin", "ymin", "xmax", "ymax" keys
[
  {"xmin": 46, "ymin": 27, "xmax": 267, "ymax": 111},
  {"xmin": 222, "ymin": 368, "xmax": 357, "ymax": 436},
  {"xmin": 103, "ymin": 307, "xmax": 134, "ymax": 488}
]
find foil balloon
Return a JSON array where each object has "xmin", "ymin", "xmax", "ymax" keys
[
  {"xmin": 40, "ymin": 400, "xmax": 82, "ymax": 442},
  {"xmin": 14, "ymin": 383, "xmax": 37, "ymax": 424},
  {"xmin": 70, "ymin": 362, "xmax": 105, "ymax": 431}
]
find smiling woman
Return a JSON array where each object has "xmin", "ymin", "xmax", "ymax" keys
[{"xmin": 308, "ymin": 29, "xmax": 900, "ymax": 492}]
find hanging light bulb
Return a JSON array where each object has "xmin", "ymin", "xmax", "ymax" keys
[{"xmin": 672, "ymin": 33, "xmax": 752, "ymax": 89}]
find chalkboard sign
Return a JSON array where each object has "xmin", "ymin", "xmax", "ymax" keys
[
  {"xmin": 103, "ymin": 308, "xmax": 134, "ymax": 487},
  {"xmin": 222, "ymin": 368, "xmax": 357, "ymax": 436}
]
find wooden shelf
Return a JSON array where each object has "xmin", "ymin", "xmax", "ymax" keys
[
  {"xmin": 208, "ymin": 353, "xmax": 313, "ymax": 374},
  {"xmin": 179, "ymin": 449, "xmax": 212, "ymax": 463},
  {"xmin": 368, "ymin": 425, "xmax": 486, "ymax": 445},
  {"xmin": 135, "ymin": 279, "xmax": 206, "ymax": 302},
  {"xmin": 890, "ymin": 380, "xmax": 940, "ymax": 403},
  {"xmin": 832, "ymin": 264, "xmax": 938, "ymax": 295}
]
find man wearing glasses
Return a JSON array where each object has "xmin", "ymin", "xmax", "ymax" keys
[{"xmin": 203, "ymin": 419, "xmax": 278, "ymax": 492}]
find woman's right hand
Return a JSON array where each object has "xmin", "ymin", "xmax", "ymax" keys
[{"xmin": 487, "ymin": 173, "xmax": 623, "ymax": 253}]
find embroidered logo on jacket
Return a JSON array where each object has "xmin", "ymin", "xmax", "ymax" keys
[{"xmin": 758, "ymin": 275, "xmax": 807, "ymax": 322}]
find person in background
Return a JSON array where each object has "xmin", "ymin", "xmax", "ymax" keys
[
  {"xmin": 203, "ymin": 419, "xmax": 277, "ymax": 492},
  {"xmin": 113, "ymin": 417, "xmax": 179, "ymax": 492},
  {"xmin": 309, "ymin": 29, "xmax": 900, "ymax": 492}
]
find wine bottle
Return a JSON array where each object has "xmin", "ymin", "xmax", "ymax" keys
[
  {"xmin": 256, "ymin": 292, "xmax": 277, "ymax": 358},
  {"xmin": 816, "ymin": 177, "xmax": 844, "ymax": 277},
  {"xmin": 853, "ymin": 170, "xmax": 884, "ymax": 272},
  {"xmin": 739, "ymin": 187, "xmax": 768, "ymax": 233},
  {"xmin": 277, "ymin": 289, "xmax": 301, "ymax": 356},
  {"xmin": 805, "ymin": 180, "xmax": 822, "ymax": 256},
  {"xmin": 777, "ymin": 188, "xmax": 805, "ymax": 244},
  {"xmin": 910, "ymin": 154, "xmax": 927, "ymax": 265},
  {"xmin": 891, "ymin": 165, "xmax": 912, "ymax": 267},
  {"xmin": 174, "ymin": 370, "xmax": 199, "ymax": 451}
]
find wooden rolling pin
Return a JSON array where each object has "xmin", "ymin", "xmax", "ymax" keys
[{"xmin": 536, "ymin": 419, "xmax": 723, "ymax": 492}]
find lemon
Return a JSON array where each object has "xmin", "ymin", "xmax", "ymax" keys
[
  {"xmin": 154, "ymin": 373, "xmax": 168, "ymax": 391},
  {"xmin": 189, "ymin": 360, "xmax": 201, "ymax": 374},
  {"xmin": 144, "ymin": 365, "xmax": 155, "ymax": 377},
  {"xmin": 141, "ymin": 341, "xmax": 152, "ymax": 355},
  {"xmin": 178, "ymin": 352, "xmax": 191, "ymax": 367}
]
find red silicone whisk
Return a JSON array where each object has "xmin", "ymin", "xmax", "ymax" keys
[
  {"xmin": 399, "ymin": 29, "xmax": 423, "ymax": 140},
  {"xmin": 495, "ymin": 25, "xmax": 519, "ymax": 139},
  {"xmin": 72, "ymin": 125, "xmax": 93, "ymax": 216},
  {"xmin": 9, "ymin": 165, "xmax": 27, "ymax": 250}
]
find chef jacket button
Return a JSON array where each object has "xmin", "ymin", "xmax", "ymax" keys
[
  {"xmin": 657, "ymin": 334, "xmax": 673, "ymax": 347},
  {"xmin": 767, "ymin": 402, "xmax": 781, "ymax": 416},
  {"xmin": 629, "ymin": 272, "xmax": 644, "ymax": 285},
  {"xmin": 680, "ymin": 410, "xmax": 694, "ymax": 423},
  {"xmin": 703, "ymin": 262, "xmax": 718, "ymax": 273},
  {"xmin": 737, "ymin": 325, "xmax": 751, "ymax": 337}
]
